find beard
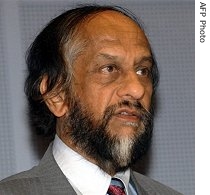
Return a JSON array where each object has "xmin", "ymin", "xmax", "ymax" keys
[{"xmin": 65, "ymin": 98, "xmax": 153, "ymax": 175}]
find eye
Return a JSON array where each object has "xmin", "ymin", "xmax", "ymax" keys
[
  {"xmin": 136, "ymin": 67, "xmax": 151, "ymax": 77},
  {"xmin": 101, "ymin": 65, "xmax": 118, "ymax": 74}
]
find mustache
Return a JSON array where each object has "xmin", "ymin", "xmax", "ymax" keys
[{"xmin": 102, "ymin": 100, "xmax": 152, "ymax": 124}]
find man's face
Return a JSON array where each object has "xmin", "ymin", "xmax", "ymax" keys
[{"xmin": 63, "ymin": 11, "xmax": 153, "ymax": 174}]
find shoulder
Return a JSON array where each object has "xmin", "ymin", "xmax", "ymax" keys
[
  {"xmin": 131, "ymin": 171, "xmax": 183, "ymax": 195},
  {"xmin": 0, "ymin": 167, "xmax": 44, "ymax": 195}
]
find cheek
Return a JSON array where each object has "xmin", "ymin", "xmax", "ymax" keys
[
  {"xmin": 75, "ymin": 83, "xmax": 111, "ymax": 117},
  {"xmin": 89, "ymin": 88, "xmax": 113, "ymax": 111},
  {"xmin": 143, "ymin": 85, "xmax": 153, "ymax": 109}
]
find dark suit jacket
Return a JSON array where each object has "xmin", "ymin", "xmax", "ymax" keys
[{"xmin": 0, "ymin": 144, "xmax": 182, "ymax": 195}]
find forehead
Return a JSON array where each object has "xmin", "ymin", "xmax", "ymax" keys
[{"xmin": 81, "ymin": 11, "xmax": 150, "ymax": 50}]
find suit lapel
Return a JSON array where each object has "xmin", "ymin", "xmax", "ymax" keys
[
  {"xmin": 35, "ymin": 143, "xmax": 77, "ymax": 195},
  {"xmin": 37, "ymin": 144, "xmax": 152, "ymax": 195},
  {"xmin": 130, "ymin": 171, "xmax": 150, "ymax": 195}
]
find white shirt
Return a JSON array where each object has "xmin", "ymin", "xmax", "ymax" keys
[{"xmin": 52, "ymin": 135, "xmax": 131, "ymax": 195}]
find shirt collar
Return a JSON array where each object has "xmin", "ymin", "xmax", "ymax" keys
[
  {"xmin": 53, "ymin": 135, "xmax": 131, "ymax": 195},
  {"xmin": 114, "ymin": 170, "xmax": 130, "ymax": 194}
]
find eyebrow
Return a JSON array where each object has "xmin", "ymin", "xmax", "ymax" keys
[
  {"xmin": 137, "ymin": 56, "xmax": 153, "ymax": 64},
  {"xmin": 97, "ymin": 53, "xmax": 118, "ymax": 60},
  {"xmin": 97, "ymin": 53, "xmax": 154, "ymax": 66}
]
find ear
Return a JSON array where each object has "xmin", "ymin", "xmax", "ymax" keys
[{"xmin": 40, "ymin": 76, "xmax": 68, "ymax": 117}]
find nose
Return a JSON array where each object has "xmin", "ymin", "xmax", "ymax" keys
[{"xmin": 117, "ymin": 71, "xmax": 145, "ymax": 100}]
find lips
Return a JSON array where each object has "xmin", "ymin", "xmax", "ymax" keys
[{"xmin": 114, "ymin": 108, "xmax": 140, "ymax": 122}]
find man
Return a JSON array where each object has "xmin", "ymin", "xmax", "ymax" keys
[{"xmin": 0, "ymin": 5, "xmax": 182, "ymax": 195}]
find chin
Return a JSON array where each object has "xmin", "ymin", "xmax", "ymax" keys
[{"xmin": 108, "ymin": 121, "xmax": 145, "ymax": 139}]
